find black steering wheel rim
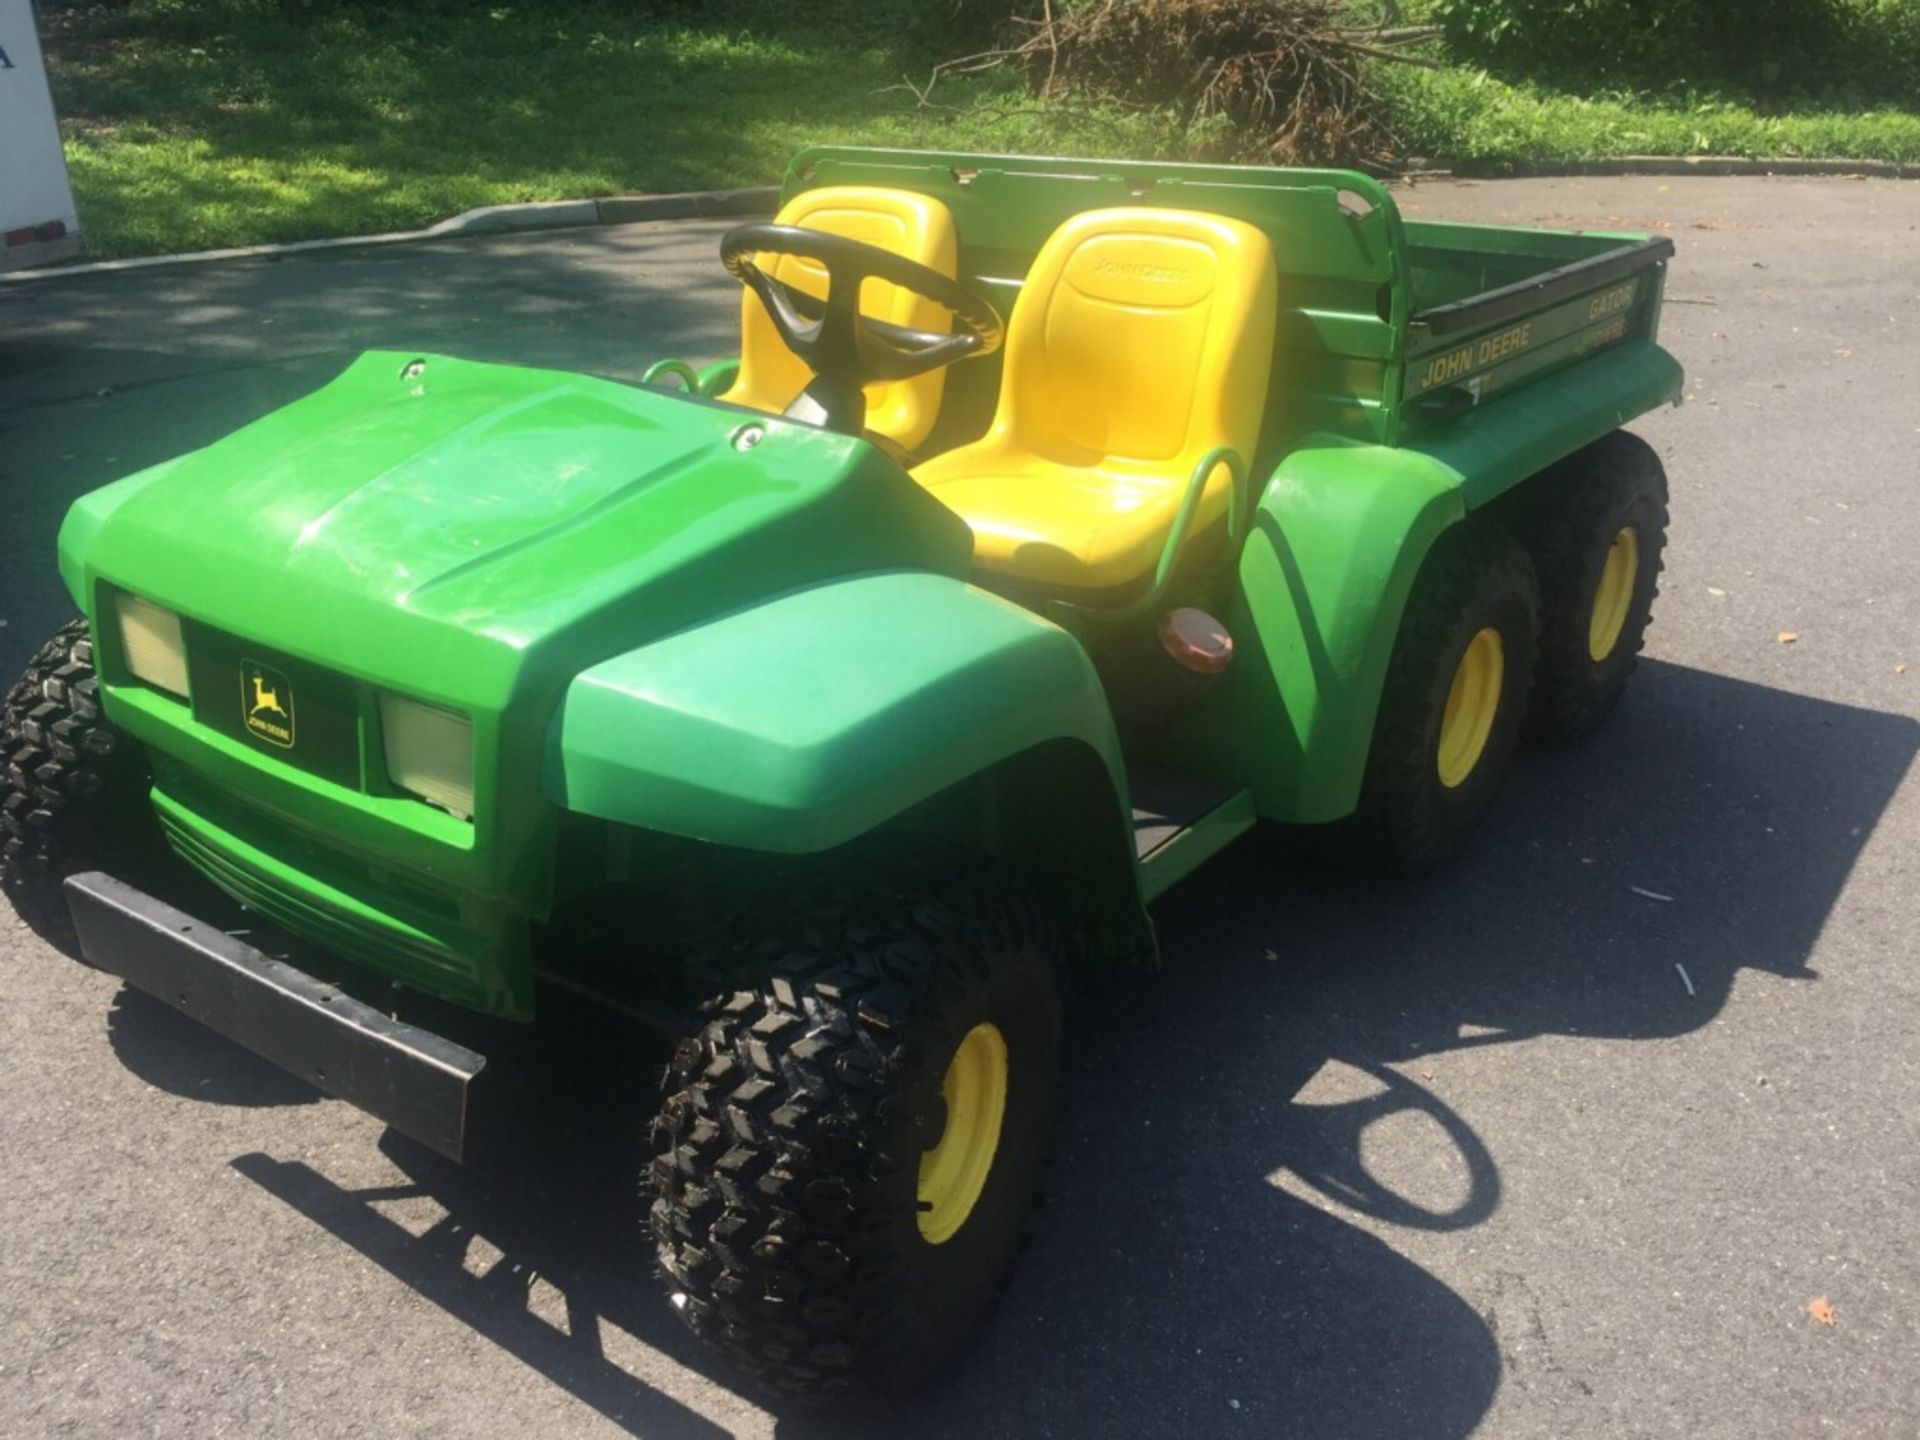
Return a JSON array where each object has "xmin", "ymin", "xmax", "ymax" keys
[{"xmin": 720, "ymin": 223, "xmax": 1004, "ymax": 390}]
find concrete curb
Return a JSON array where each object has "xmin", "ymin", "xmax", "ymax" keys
[
  {"xmin": 426, "ymin": 186, "xmax": 779, "ymax": 234},
  {"xmin": 1400, "ymin": 154, "xmax": 1917, "ymax": 180},
  {"xmin": 6, "ymin": 158, "xmax": 1910, "ymax": 283},
  {"xmin": 0, "ymin": 186, "xmax": 780, "ymax": 285}
]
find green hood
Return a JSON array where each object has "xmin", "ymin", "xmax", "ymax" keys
[{"xmin": 61, "ymin": 351, "xmax": 972, "ymax": 706}]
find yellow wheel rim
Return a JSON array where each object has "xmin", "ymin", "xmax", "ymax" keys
[
  {"xmin": 1588, "ymin": 525, "xmax": 1641, "ymax": 662},
  {"xmin": 1437, "ymin": 626, "xmax": 1504, "ymax": 789},
  {"xmin": 916, "ymin": 1022, "xmax": 1008, "ymax": 1245}
]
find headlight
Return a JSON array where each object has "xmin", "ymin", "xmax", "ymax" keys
[
  {"xmin": 379, "ymin": 694, "xmax": 475, "ymax": 820},
  {"xmin": 115, "ymin": 593, "xmax": 189, "ymax": 699}
]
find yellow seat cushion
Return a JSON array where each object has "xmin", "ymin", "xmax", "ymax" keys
[
  {"xmin": 717, "ymin": 186, "xmax": 958, "ymax": 452},
  {"xmin": 912, "ymin": 452, "xmax": 1228, "ymax": 589},
  {"xmin": 913, "ymin": 207, "xmax": 1277, "ymax": 590}
]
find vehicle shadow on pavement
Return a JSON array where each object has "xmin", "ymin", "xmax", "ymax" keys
[
  {"xmin": 218, "ymin": 995, "xmax": 738, "ymax": 1437},
  {"xmin": 193, "ymin": 658, "xmax": 1914, "ymax": 1439}
]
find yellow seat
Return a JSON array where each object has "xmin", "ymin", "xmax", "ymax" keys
[
  {"xmin": 717, "ymin": 186, "xmax": 958, "ymax": 452},
  {"xmin": 912, "ymin": 207, "xmax": 1277, "ymax": 590}
]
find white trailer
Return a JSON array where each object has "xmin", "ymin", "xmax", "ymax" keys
[{"xmin": 1, "ymin": 0, "xmax": 82, "ymax": 271}]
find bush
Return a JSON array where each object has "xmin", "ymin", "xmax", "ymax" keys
[
  {"xmin": 1846, "ymin": 0, "xmax": 1920, "ymax": 98},
  {"xmin": 1431, "ymin": 0, "xmax": 1865, "ymax": 95}
]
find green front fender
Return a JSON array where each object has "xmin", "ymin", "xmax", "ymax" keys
[{"xmin": 543, "ymin": 570, "xmax": 1131, "ymax": 855}]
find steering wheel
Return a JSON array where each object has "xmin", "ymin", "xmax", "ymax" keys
[{"xmin": 720, "ymin": 222, "xmax": 1004, "ymax": 437}]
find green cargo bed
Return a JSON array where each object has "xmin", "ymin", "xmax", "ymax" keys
[{"xmin": 783, "ymin": 148, "xmax": 1678, "ymax": 454}]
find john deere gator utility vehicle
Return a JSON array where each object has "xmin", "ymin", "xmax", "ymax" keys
[{"xmin": 2, "ymin": 148, "xmax": 1680, "ymax": 1399}]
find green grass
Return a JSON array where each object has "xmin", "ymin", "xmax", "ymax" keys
[
  {"xmin": 1381, "ymin": 67, "xmax": 1920, "ymax": 167},
  {"xmin": 38, "ymin": 0, "xmax": 1920, "ymax": 261},
  {"xmin": 45, "ymin": 0, "xmax": 1172, "ymax": 259}
]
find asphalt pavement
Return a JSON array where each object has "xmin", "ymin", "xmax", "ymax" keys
[{"xmin": 1, "ymin": 174, "xmax": 1917, "ymax": 1439}]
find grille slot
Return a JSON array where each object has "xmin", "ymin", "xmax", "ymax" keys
[{"xmin": 155, "ymin": 802, "xmax": 481, "ymax": 994}]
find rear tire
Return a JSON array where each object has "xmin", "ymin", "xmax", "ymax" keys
[
  {"xmin": 648, "ymin": 860, "xmax": 1063, "ymax": 1401},
  {"xmin": 1351, "ymin": 522, "xmax": 1540, "ymax": 871},
  {"xmin": 1519, "ymin": 430, "xmax": 1669, "ymax": 739},
  {"xmin": 2, "ymin": 618, "xmax": 155, "ymax": 946}
]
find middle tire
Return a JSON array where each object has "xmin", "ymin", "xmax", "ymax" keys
[
  {"xmin": 649, "ymin": 861, "xmax": 1064, "ymax": 1400},
  {"xmin": 1351, "ymin": 521, "xmax": 1540, "ymax": 870}
]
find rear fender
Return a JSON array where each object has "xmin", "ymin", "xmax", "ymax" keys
[
  {"xmin": 1171, "ymin": 342, "xmax": 1682, "ymax": 823},
  {"xmin": 1166, "ymin": 436, "xmax": 1463, "ymax": 824}
]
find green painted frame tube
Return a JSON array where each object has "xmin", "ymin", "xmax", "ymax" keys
[
  {"xmin": 1050, "ymin": 446, "xmax": 1247, "ymax": 626},
  {"xmin": 640, "ymin": 357, "xmax": 701, "ymax": 391}
]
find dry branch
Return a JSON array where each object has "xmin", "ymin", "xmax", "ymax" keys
[{"xmin": 924, "ymin": 0, "xmax": 1443, "ymax": 167}]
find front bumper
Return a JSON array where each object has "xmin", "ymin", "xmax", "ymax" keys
[{"xmin": 65, "ymin": 872, "xmax": 486, "ymax": 1160}]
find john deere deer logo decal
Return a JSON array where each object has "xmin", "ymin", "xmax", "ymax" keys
[{"xmin": 241, "ymin": 660, "xmax": 295, "ymax": 748}]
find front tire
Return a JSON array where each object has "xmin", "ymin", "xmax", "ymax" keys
[
  {"xmin": 1351, "ymin": 522, "xmax": 1540, "ymax": 870},
  {"xmin": 2, "ymin": 618, "xmax": 156, "ymax": 943},
  {"xmin": 648, "ymin": 862, "xmax": 1063, "ymax": 1400}
]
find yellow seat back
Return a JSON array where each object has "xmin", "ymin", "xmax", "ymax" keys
[
  {"xmin": 912, "ymin": 208, "xmax": 1278, "ymax": 589},
  {"xmin": 717, "ymin": 186, "xmax": 958, "ymax": 452}
]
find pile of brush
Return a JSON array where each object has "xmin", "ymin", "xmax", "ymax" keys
[{"xmin": 931, "ymin": 0, "xmax": 1440, "ymax": 167}]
